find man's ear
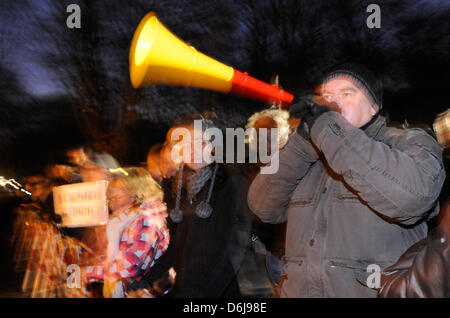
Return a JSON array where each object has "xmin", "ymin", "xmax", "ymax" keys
[{"xmin": 370, "ymin": 104, "xmax": 379, "ymax": 116}]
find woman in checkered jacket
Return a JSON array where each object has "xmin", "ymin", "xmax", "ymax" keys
[{"xmin": 84, "ymin": 167, "xmax": 172, "ymax": 298}]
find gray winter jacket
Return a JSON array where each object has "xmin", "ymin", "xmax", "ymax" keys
[{"xmin": 247, "ymin": 111, "xmax": 445, "ymax": 297}]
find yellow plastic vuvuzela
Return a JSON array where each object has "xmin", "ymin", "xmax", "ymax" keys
[{"xmin": 129, "ymin": 12, "xmax": 234, "ymax": 92}]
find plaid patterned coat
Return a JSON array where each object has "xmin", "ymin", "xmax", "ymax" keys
[{"xmin": 86, "ymin": 197, "xmax": 170, "ymax": 283}]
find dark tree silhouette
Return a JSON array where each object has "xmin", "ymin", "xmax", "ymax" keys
[{"xmin": 9, "ymin": 0, "xmax": 450, "ymax": 169}]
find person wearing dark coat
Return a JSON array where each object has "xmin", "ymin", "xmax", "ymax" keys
[
  {"xmin": 378, "ymin": 198, "xmax": 450, "ymax": 297},
  {"xmin": 131, "ymin": 115, "xmax": 252, "ymax": 298},
  {"xmin": 166, "ymin": 162, "xmax": 251, "ymax": 297}
]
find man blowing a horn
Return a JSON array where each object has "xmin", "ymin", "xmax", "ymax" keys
[{"xmin": 247, "ymin": 63, "xmax": 445, "ymax": 297}]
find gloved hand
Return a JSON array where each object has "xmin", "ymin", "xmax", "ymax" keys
[{"xmin": 290, "ymin": 96, "xmax": 338, "ymax": 139}]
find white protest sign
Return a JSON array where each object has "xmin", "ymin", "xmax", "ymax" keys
[{"xmin": 53, "ymin": 181, "xmax": 109, "ymax": 227}]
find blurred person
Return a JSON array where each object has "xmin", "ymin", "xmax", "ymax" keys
[
  {"xmin": 378, "ymin": 198, "xmax": 450, "ymax": 297},
  {"xmin": 45, "ymin": 164, "xmax": 79, "ymax": 185},
  {"xmin": 140, "ymin": 114, "xmax": 252, "ymax": 298},
  {"xmin": 84, "ymin": 167, "xmax": 170, "ymax": 298},
  {"xmin": 248, "ymin": 63, "xmax": 445, "ymax": 297},
  {"xmin": 65, "ymin": 146, "xmax": 120, "ymax": 183},
  {"xmin": 245, "ymin": 109, "xmax": 293, "ymax": 258},
  {"xmin": 66, "ymin": 146, "xmax": 92, "ymax": 168},
  {"xmin": 378, "ymin": 113, "xmax": 450, "ymax": 298},
  {"xmin": 159, "ymin": 127, "xmax": 186, "ymax": 180},
  {"xmin": 64, "ymin": 146, "xmax": 92, "ymax": 183},
  {"xmin": 128, "ymin": 142, "xmax": 179, "ymax": 297},
  {"xmin": 61, "ymin": 151, "xmax": 121, "ymax": 271},
  {"xmin": 43, "ymin": 154, "xmax": 119, "ymax": 274},
  {"xmin": 23, "ymin": 175, "xmax": 55, "ymax": 222},
  {"xmin": 79, "ymin": 166, "xmax": 107, "ymax": 183},
  {"xmin": 246, "ymin": 108, "xmax": 292, "ymax": 156},
  {"xmin": 79, "ymin": 152, "xmax": 119, "ymax": 183},
  {"xmin": 238, "ymin": 108, "xmax": 295, "ymax": 297},
  {"xmin": 24, "ymin": 176, "xmax": 51, "ymax": 204},
  {"xmin": 146, "ymin": 143, "xmax": 164, "ymax": 184}
]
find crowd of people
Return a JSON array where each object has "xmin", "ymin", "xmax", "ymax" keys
[
  {"xmin": 8, "ymin": 63, "xmax": 450, "ymax": 298},
  {"xmin": 10, "ymin": 117, "xmax": 282, "ymax": 298}
]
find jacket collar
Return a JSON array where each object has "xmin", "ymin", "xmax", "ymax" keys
[{"xmin": 363, "ymin": 114, "xmax": 386, "ymax": 138}]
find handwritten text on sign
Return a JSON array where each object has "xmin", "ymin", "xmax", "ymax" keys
[{"xmin": 53, "ymin": 181, "xmax": 109, "ymax": 227}]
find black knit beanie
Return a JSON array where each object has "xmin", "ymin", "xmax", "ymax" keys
[{"xmin": 321, "ymin": 63, "xmax": 383, "ymax": 110}]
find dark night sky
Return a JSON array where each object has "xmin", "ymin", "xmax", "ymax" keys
[
  {"xmin": 1, "ymin": 0, "xmax": 62, "ymax": 96},
  {"xmin": 0, "ymin": 0, "xmax": 449, "ymax": 177}
]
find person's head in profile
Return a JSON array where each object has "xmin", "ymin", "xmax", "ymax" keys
[{"xmin": 146, "ymin": 143, "xmax": 163, "ymax": 183}]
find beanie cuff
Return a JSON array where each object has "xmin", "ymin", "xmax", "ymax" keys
[{"xmin": 322, "ymin": 72, "xmax": 378, "ymax": 107}]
